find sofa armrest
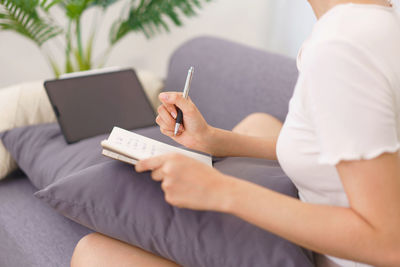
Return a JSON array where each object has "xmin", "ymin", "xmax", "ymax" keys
[{"xmin": 163, "ymin": 36, "xmax": 298, "ymax": 130}]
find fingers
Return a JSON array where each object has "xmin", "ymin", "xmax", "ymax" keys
[
  {"xmin": 136, "ymin": 153, "xmax": 182, "ymax": 182},
  {"xmin": 136, "ymin": 156, "xmax": 166, "ymax": 181},
  {"xmin": 156, "ymin": 104, "xmax": 185, "ymax": 136},
  {"xmin": 156, "ymin": 105, "xmax": 175, "ymax": 131},
  {"xmin": 151, "ymin": 168, "xmax": 164, "ymax": 182},
  {"xmin": 135, "ymin": 155, "xmax": 165, "ymax": 172},
  {"xmin": 159, "ymin": 92, "xmax": 195, "ymax": 114},
  {"xmin": 160, "ymin": 127, "xmax": 184, "ymax": 137},
  {"xmin": 159, "ymin": 93, "xmax": 178, "ymax": 116}
]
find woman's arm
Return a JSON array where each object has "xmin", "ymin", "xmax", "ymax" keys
[
  {"xmin": 205, "ymin": 127, "xmax": 279, "ymax": 160},
  {"xmin": 223, "ymin": 151, "xmax": 400, "ymax": 266},
  {"xmin": 136, "ymin": 151, "xmax": 400, "ymax": 267},
  {"xmin": 156, "ymin": 92, "xmax": 280, "ymax": 160}
]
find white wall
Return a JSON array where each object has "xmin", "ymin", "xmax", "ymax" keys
[
  {"xmin": 0, "ymin": 0, "xmax": 316, "ymax": 88},
  {"xmin": 266, "ymin": 0, "xmax": 315, "ymax": 56}
]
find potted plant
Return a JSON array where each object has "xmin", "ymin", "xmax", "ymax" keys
[{"xmin": 0, "ymin": 0, "xmax": 211, "ymax": 77}]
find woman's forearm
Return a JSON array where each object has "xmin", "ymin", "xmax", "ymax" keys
[
  {"xmin": 218, "ymin": 177, "xmax": 398, "ymax": 266},
  {"xmin": 205, "ymin": 127, "xmax": 279, "ymax": 160}
]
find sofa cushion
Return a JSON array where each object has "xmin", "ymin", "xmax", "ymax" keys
[
  {"xmin": 35, "ymin": 157, "xmax": 314, "ymax": 267},
  {"xmin": 0, "ymin": 36, "xmax": 310, "ymax": 266},
  {"xmin": 163, "ymin": 36, "xmax": 298, "ymax": 129},
  {"xmin": 0, "ymin": 173, "xmax": 92, "ymax": 267}
]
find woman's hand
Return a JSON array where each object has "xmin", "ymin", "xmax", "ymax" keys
[
  {"xmin": 135, "ymin": 153, "xmax": 235, "ymax": 211},
  {"xmin": 156, "ymin": 92, "xmax": 213, "ymax": 154}
]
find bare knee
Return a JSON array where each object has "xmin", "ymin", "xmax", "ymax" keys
[
  {"xmin": 245, "ymin": 112, "xmax": 282, "ymax": 124},
  {"xmin": 232, "ymin": 112, "xmax": 283, "ymax": 137},
  {"xmin": 71, "ymin": 232, "xmax": 180, "ymax": 267},
  {"xmin": 71, "ymin": 232, "xmax": 102, "ymax": 267}
]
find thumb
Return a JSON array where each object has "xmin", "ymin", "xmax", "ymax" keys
[{"xmin": 159, "ymin": 92, "xmax": 194, "ymax": 113}]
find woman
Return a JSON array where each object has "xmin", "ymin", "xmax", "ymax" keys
[{"xmin": 71, "ymin": 0, "xmax": 400, "ymax": 266}]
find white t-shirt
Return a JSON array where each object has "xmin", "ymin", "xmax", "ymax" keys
[{"xmin": 276, "ymin": 3, "xmax": 400, "ymax": 267}]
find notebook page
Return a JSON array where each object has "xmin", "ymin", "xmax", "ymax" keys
[
  {"xmin": 101, "ymin": 127, "xmax": 212, "ymax": 166},
  {"xmin": 102, "ymin": 149, "xmax": 138, "ymax": 165}
]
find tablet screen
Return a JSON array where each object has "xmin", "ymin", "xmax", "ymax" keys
[{"xmin": 44, "ymin": 68, "xmax": 156, "ymax": 143}]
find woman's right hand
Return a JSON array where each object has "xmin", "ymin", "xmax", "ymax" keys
[{"xmin": 156, "ymin": 92, "xmax": 213, "ymax": 154}]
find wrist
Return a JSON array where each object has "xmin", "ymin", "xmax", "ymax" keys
[
  {"xmin": 198, "ymin": 125, "xmax": 218, "ymax": 155},
  {"xmin": 214, "ymin": 174, "xmax": 241, "ymax": 213}
]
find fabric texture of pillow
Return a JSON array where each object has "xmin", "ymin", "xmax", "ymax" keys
[
  {"xmin": 0, "ymin": 70, "xmax": 163, "ymax": 180},
  {"xmin": 35, "ymin": 157, "xmax": 313, "ymax": 267},
  {"xmin": 1, "ymin": 123, "xmax": 313, "ymax": 266},
  {"xmin": 0, "ymin": 123, "xmax": 173, "ymax": 189}
]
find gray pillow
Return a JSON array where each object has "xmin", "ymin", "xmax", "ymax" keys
[
  {"xmin": 1, "ymin": 123, "xmax": 313, "ymax": 266},
  {"xmin": 35, "ymin": 158, "xmax": 313, "ymax": 267},
  {"xmin": 0, "ymin": 123, "xmax": 173, "ymax": 189}
]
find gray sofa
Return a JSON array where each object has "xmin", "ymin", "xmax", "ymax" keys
[{"xmin": 0, "ymin": 36, "xmax": 299, "ymax": 266}]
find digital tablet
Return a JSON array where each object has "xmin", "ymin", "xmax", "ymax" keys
[{"xmin": 44, "ymin": 68, "xmax": 156, "ymax": 144}]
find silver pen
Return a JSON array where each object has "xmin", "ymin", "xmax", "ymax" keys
[{"xmin": 174, "ymin": 66, "xmax": 194, "ymax": 135}]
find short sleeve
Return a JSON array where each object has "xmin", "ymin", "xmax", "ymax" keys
[{"xmin": 303, "ymin": 40, "xmax": 400, "ymax": 165}]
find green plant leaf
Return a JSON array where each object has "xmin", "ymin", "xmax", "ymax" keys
[
  {"xmin": 62, "ymin": 0, "xmax": 90, "ymax": 20},
  {"xmin": 74, "ymin": 47, "xmax": 90, "ymax": 71},
  {"xmin": 110, "ymin": 0, "xmax": 212, "ymax": 45},
  {"xmin": 65, "ymin": 58, "xmax": 74, "ymax": 73},
  {"xmin": 47, "ymin": 55, "xmax": 61, "ymax": 77},
  {"xmin": 9, "ymin": 0, "xmax": 40, "ymax": 16},
  {"xmin": 91, "ymin": 0, "xmax": 118, "ymax": 9},
  {"xmin": 85, "ymin": 30, "xmax": 94, "ymax": 66},
  {"xmin": 61, "ymin": 0, "xmax": 117, "ymax": 20},
  {"xmin": 1, "ymin": 0, "xmax": 212, "ymax": 77},
  {"xmin": 40, "ymin": 0, "xmax": 63, "ymax": 12},
  {"xmin": 0, "ymin": 0, "xmax": 62, "ymax": 46}
]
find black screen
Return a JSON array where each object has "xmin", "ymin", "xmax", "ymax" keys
[{"xmin": 44, "ymin": 69, "xmax": 156, "ymax": 143}]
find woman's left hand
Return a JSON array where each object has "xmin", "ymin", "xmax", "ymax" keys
[{"xmin": 135, "ymin": 154, "xmax": 234, "ymax": 211}]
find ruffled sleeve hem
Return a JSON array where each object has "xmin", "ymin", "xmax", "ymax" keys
[{"xmin": 317, "ymin": 143, "xmax": 400, "ymax": 166}]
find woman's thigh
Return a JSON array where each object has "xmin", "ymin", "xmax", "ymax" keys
[
  {"xmin": 232, "ymin": 112, "xmax": 283, "ymax": 138},
  {"xmin": 71, "ymin": 232, "xmax": 180, "ymax": 267}
]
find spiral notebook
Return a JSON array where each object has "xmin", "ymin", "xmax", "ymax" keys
[{"xmin": 101, "ymin": 127, "xmax": 212, "ymax": 166}]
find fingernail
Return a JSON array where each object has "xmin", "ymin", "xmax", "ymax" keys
[
  {"xmin": 160, "ymin": 93, "xmax": 168, "ymax": 100},
  {"xmin": 171, "ymin": 112, "xmax": 176, "ymax": 119}
]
